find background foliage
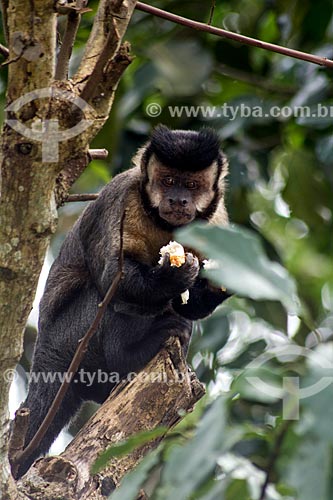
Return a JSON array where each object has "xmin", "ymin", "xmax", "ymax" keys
[{"xmin": 2, "ymin": 0, "xmax": 333, "ymax": 498}]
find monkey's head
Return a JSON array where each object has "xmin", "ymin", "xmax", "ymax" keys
[{"xmin": 136, "ymin": 125, "xmax": 228, "ymax": 230}]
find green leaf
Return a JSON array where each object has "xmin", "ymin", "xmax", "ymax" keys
[
  {"xmin": 225, "ymin": 478, "xmax": 251, "ymax": 500},
  {"xmin": 193, "ymin": 305, "xmax": 231, "ymax": 353},
  {"xmin": 109, "ymin": 449, "xmax": 161, "ymax": 500},
  {"xmin": 154, "ymin": 396, "xmax": 241, "ymax": 500},
  {"xmin": 176, "ymin": 223, "xmax": 300, "ymax": 313},
  {"xmin": 284, "ymin": 430, "xmax": 331, "ymax": 500},
  {"xmin": 280, "ymin": 343, "xmax": 333, "ymax": 500},
  {"xmin": 92, "ymin": 427, "xmax": 167, "ymax": 474}
]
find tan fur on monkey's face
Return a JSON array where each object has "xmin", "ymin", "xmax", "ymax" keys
[{"xmin": 146, "ymin": 155, "xmax": 218, "ymax": 226}]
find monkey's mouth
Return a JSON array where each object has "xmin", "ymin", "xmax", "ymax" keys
[{"xmin": 160, "ymin": 210, "xmax": 194, "ymax": 226}]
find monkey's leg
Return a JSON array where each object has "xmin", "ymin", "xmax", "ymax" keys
[
  {"xmin": 14, "ymin": 373, "xmax": 82, "ymax": 479},
  {"xmin": 103, "ymin": 311, "xmax": 192, "ymax": 375}
]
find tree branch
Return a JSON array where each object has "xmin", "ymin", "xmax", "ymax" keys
[
  {"xmin": 80, "ymin": 17, "xmax": 120, "ymax": 102},
  {"xmin": 54, "ymin": 1, "xmax": 135, "ymax": 205},
  {"xmin": 74, "ymin": 0, "xmax": 137, "ymax": 86},
  {"xmin": 259, "ymin": 422, "xmax": 290, "ymax": 500},
  {"xmin": 0, "ymin": 43, "xmax": 9, "ymax": 58},
  {"xmin": 18, "ymin": 338, "xmax": 205, "ymax": 499},
  {"xmin": 89, "ymin": 148, "xmax": 109, "ymax": 160},
  {"xmin": 135, "ymin": 1, "xmax": 333, "ymax": 69},
  {"xmin": 207, "ymin": 0, "xmax": 216, "ymax": 25},
  {"xmin": 0, "ymin": 0, "xmax": 9, "ymax": 44},
  {"xmin": 0, "ymin": 1, "xmax": 136, "ymax": 496},
  {"xmin": 55, "ymin": 1, "xmax": 89, "ymax": 81},
  {"xmin": 66, "ymin": 193, "xmax": 99, "ymax": 202}
]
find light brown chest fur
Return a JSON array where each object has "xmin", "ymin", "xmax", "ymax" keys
[{"xmin": 123, "ymin": 188, "xmax": 172, "ymax": 265}]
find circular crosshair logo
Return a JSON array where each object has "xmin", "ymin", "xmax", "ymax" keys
[
  {"xmin": 245, "ymin": 344, "xmax": 333, "ymax": 420},
  {"xmin": 5, "ymin": 87, "xmax": 95, "ymax": 162}
]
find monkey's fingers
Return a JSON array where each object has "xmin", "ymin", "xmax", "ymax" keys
[
  {"xmin": 185, "ymin": 252, "xmax": 199, "ymax": 270},
  {"xmin": 160, "ymin": 252, "xmax": 171, "ymax": 268}
]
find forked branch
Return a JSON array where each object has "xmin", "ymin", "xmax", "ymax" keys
[{"xmin": 74, "ymin": 0, "xmax": 136, "ymax": 85}]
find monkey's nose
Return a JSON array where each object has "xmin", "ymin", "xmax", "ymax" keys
[{"xmin": 169, "ymin": 198, "xmax": 188, "ymax": 206}]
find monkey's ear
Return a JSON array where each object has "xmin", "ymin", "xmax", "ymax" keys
[
  {"xmin": 218, "ymin": 151, "xmax": 229, "ymax": 179},
  {"xmin": 132, "ymin": 143, "xmax": 151, "ymax": 173}
]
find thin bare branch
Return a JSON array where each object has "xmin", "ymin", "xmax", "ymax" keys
[
  {"xmin": 66, "ymin": 193, "xmax": 99, "ymax": 202},
  {"xmin": 207, "ymin": 0, "xmax": 216, "ymax": 25},
  {"xmin": 14, "ymin": 209, "xmax": 126, "ymax": 469},
  {"xmin": 89, "ymin": 148, "xmax": 109, "ymax": 160},
  {"xmin": 259, "ymin": 422, "xmax": 290, "ymax": 500},
  {"xmin": 0, "ymin": 0, "xmax": 9, "ymax": 44},
  {"xmin": 55, "ymin": 1, "xmax": 89, "ymax": 80},
  {"xmin": 0, "ymin": 43, "xmax": 9, "ymax": 58},
  {"xmin": 135, "ymin": 2, "xmax": 333, "ymax": 68}
]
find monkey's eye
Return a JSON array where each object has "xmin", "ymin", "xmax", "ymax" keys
[
  {"xmin": 162, "ymin": 177, "xmax": 175, "ymax": 187},
  {"xmin": 185, "ymin": 181, "xmax": 198, "ymax": 190}
]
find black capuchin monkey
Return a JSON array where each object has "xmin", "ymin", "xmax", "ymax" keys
[{"xmin": 14, "ymin": 125, "xmax": 230, "ymax": 478}]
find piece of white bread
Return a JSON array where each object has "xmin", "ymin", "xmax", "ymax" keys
[
  {"xmin": 159, "ymin": 241, "xmax": 189, "ymax": 304},
  {"xmin": 159, "ymin": 240, "xmax": 186, "ymax": 267}
]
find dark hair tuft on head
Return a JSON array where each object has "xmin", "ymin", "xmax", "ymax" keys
[{"xmin": 147, "ymin": 125, "xmax": 221, "ymax": 171}]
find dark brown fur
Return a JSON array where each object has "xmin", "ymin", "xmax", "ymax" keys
[{"xmin": 14, "ymin": 126, "xmax": 230, "ymax": 479}]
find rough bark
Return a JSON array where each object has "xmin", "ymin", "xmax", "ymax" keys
[
  {"xmin": 0, "ymin": 3, "xmax": 57, "ymax": 497},
  {"xmin": 17, "ymin": 339, "xmax": 205, "ymax": 500},
  {"xmin": 0, "ymin": 1, "xmax": 136, "ymax": 497}
]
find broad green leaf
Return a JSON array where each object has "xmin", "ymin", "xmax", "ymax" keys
[
  {"xmin": 92, "ymin": 427, "xmax": 166, "ymax": 473},
  {"xmin": 193, "ymin": 306, "xmax": 231, "ymax": 353},
  {"xmin": 154, "ymin": 396, "xmax": 242, "ymax": 500},
  {"xmin": 285, "ymin": 438, "xmax": 331, "ymax": 500},
  {"xmin": 109, "ymin": 449, "xmax": 161, "ymax": 500},
  {"xmin": 281, "ymin": 343, "xmax": 333, "ymax": 500},
  {"xmin": 176, "ymin": 223, "xmax": 299, "ymax": 313}
]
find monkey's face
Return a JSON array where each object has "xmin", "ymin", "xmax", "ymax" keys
[{"xmin": 145, "ymin": 156, "xmax": 218, "ymax": 227}]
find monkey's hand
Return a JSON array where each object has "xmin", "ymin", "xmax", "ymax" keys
[
  {"xmin": 153, "ymin": 252, "xmax": 200, "ymax": 298},
  {"xmin": 172, "ymin": 277, "xmax": 231, "ymax": 320},
  {"xmin": 109, "ymin": 253, "xmax": 199, "ymax": 312}
]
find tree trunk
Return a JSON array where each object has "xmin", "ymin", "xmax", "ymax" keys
[{"xmin": 0, "ymin": 1, "xmax": 136, "ymax": 497}]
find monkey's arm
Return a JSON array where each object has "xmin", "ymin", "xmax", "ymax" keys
[
  {"xmin": 79, "ymin": 210, "xmax": 200, "ymax": 310},
  {"xmin": 105, "ymin": 254, "xmax": 199, "ymax": 309},
  {"xmin": 172, "ymin": 278, "xmax": 231, "ymax": 320}
]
